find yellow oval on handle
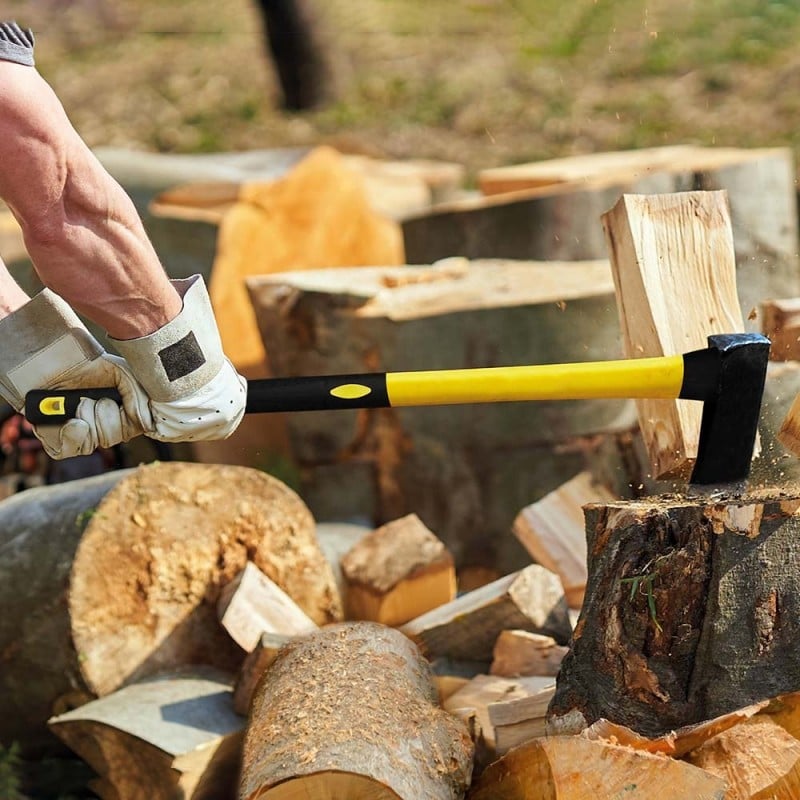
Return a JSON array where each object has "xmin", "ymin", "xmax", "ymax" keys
[
  {"xmin": 39, "ymin": 396, "xmax": 66, "ymax": 416},
  {"xmin": 330, "ymin": 383, "xmax": 372, "ymax": 400}
]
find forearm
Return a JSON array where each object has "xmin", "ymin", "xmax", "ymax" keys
[{"xmin": 0, "ymin": 61, "xmax": 181, "ymax": 339}]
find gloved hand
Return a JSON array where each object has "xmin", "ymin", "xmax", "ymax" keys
[
  {"xmin": 0, "ymin": 289, "xmax": 153, "ymax": 459},
  {"xmin": 110, "ymin": 274, "xmax": 247, "ymax": 444}
]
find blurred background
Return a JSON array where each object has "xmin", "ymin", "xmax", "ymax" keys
[{"xmin": 6, "ymin": 0, "xmax": 800, "ymax": 178}]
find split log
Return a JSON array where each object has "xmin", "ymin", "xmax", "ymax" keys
[
  {"xmin": 210, "ymin": 145, "xmax": 404, "ymax": 373},
  {"xmin": 490, "ymin": 630, "xmax": 569, "ymax": 677},
  {"xmin": 406, "ymin": 145, "xmax": 799, "ymax": 323},
  {"xmin": 247, "ymin": 258, "xmax": 637, "ymax": 573},
  {"xmin": 233, "ymin": 632, "xmax": 295, "ymax": 716},
  {"xmin": 602, "ymin": 191, "xmax": 748, "ymax": 478},
  {"xmin": 400, "ymin": 564, "xmax": 572, "ymax": 662},
  {"xmin": 217, "ymin": 562, "xmax": 318, "ymax": 652},
  {"xmin": 489, "ymin": 682, "xmax": 556, "ymax": 754},
  {"xmin": 512, "ymin": 471, "xmax": 617, "ymax": 608},
  {"xmin": 442, "ymin": 673, "xmax": 553, "ymax": 751},
  {"xmin": 340, "ymin": 513, "xmax": 456, "ymax": 625},
  {"xmin": 684, "ymin": 716, "xmax": 800, "ymax": 800},
  {"xmin": 49, "ymin": 669, "xmax": 242, "ymax": 800},
  {"xmin": 762, "ymin": 298, "xmax": 800, "ymax": 361},
  {"xmin": 0, "ymin": 462, "xmax": 341, "ymax": 752},
  {"xmin": 314, "ymin": 521, "xmax": 370, "ymax": 604},
  {"xmin": 239, "ymin": 622, "xmax": 474, "ymax": 799},
  {"xmin": 548, "ymin": 491, "xmax": 800, "ymax": 737},
  {"xmin": 466, "ymin": 736, "xmax": 727, "ymax": 799}
]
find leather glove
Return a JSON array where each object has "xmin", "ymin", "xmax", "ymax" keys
[
  {"xmin": 110, "ymin": 275, "xmax": 247, "ymax": 443},
  {"xmin": 0, "ymin": 289, "xmax": 153, "ymax": 459}
]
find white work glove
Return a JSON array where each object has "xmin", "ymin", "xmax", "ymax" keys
[
  {"xmin": 110, "ymin": 274, "xmax": 247, "ymax": 444},
  {"xmin": 0, "ymin": 289, "xmax": 152, "ymax": 459}
]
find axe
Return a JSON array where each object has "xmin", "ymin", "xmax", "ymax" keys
[{"xmin": 24, "ymin": 332, "xmax": 769, "ymax": 486}]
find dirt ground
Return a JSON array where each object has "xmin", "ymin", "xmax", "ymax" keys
[{"xmin": 6, "ymin": 0, "xmax": 800, "ymax": 180}]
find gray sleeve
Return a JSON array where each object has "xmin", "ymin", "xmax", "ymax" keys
[{"xmin": 0, "ymin": 22, "xmax": 35, "ymax": 66}]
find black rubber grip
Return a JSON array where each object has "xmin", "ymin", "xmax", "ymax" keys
[
  {"xmin": 245, "ymin": 373, "xmax": 390, "ymax": 413},
  {"xmin": 24, "ymin": 388, "xmax": 124, "ymax": 425}
]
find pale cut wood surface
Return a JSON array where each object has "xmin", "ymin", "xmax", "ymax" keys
[
  {"xmin": 239, "ymin": 622, "xmax": 473, "ymax": 800},
  {"xmin": 217, "ymin": 562, "xmax": 318, "ymax": 652},
  {"xmin": 685, "ymin": 716, "xmax": 800, "ymax": 800},
  {"xmin": 762, "ymin": 298, "xmax": 800, "ymax": 361},
  {"xmin": 467, "ymin": 735, "xmax": 727, "ymax": 799},
  {"xmin": 490, "ymin": 630, "xmax": 569, "ymax": 677},
  {"xmin": 512, "ymin": 471, "xmax": 616, "ymax": 608},
  {"xmin": 49, "ymin": 669, "xmax": 243, "ymax": 800},
  {"xmin": 341, "ymin": 513, "xmax": 456, "ymax": 625},
  {"xmin": 400, "ymin": 564, "xmax": 572, "ymax": 661},
  {"xmin": 602, "ymin": 191, "xmax": 746, "ymax": 478}
]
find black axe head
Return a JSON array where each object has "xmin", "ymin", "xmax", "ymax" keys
[{"xmin": 680, "ymin": 333, "xmax": 771, "ymax": 485}]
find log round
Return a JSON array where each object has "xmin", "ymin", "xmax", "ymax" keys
[
  {"xmin": 239, "ymin": 621, "xmax": 474, "ymax": 800},
  {"xmin": 0, "ymin": 461, "xmax": 341, "ymax": 753}
]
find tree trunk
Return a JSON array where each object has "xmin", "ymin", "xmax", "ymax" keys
[
  {"xmin": 0, "ymin": 461, "xmax": 341, "ymax": 753},
  {"xmin": 239, "ymin": 621, "xmax": 474, "ymax": 799},
  {"xmin": 548, "ymin": 491, "xmax": 800, "ymax": 737}
]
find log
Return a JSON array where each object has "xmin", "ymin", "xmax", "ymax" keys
[
  {"xmin": 233, "ymin": 632, "xmax": 295, "ymax": 716},
  {"xmin": 49, "ymin": 669, "xmax": 243, "ymax": 800},
  {"xmin": 238, "ymin": 622, "xmax": 474, "ymax": 799},
  {"xmin": 209, "ymin": 145, "xmax": 404, "ymax": 373},
  {"xmin": 340, "ymin": 513, "xmax": 456, "ymax": 625},
  {"xmin": 217, "ymin": 562, "xmax": 318, "ymax": 652},
  {"xmin": 0, "ymin": 462, "xmax": 341, "ymax": 753},
  {"xmin": 490, "ymin": 630, "xmax": 568, "ymax": 677},
  {"xmin": 400, "ymin": 564, "xmax": 572, "ymax": 662},
  {"xmin": 761, "ymin": 298, "xmax": 800, "ymax": 361},
  {"xmin": 442, "ymin": 673, "xmax": 553, "ymax": 751},
  {"xmin": 684, "ymin": 716, "xmax": 800, "ymax": 800},
  {"xmin": 602, "ymin": 191, "xmax": 748, "ymax": 478},
  {"xmin": 512, "ymin": 471, "xmax": 617, "ymax": 608},
  {"xmin": 548, "ymin": 491, "xmax": 800, "ymax": 737},
  {"xmin": 407, "ymin": 145, "xmax": 799, "ymax": 323},
  {"xmin": 489, "ymin": 682, "xmax": 556, "ymax": 754},
  {"xmin": 247, "ymin": 258, "xmax": 638, "ymax": 573},
  {"xmin": 466, "ymin": 736, "xmax": 727, "ymax": 799}
]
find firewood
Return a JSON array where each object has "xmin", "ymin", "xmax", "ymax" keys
[
  {"xmin": 487, "ymin": 681, "xmax": 556, "ymax": 754},
  {"xmin": 602, "ymin": 191, "xmax": 748, "ymax": 478},
  {"xmin": 582, "ymin": 699, "xmax": 768, "ymax": 757},
  {"xmin": 762, "ymin": 298, "xmax": 800, "ymax": 361},
  {"xmin": 512, "ymin": 471, "xmax": 616, "ymax": 608},
  {"xmin": 490, "ymin": 630, "xmax": 568, "ymax": 678},
  {"xmin": 466, "ymin": 735, "xmax": 727, "ymax": 799},
  {"xmin": 406, "ymin": 145, "xmax": 799, "ymax": 321},
  {"xmin": 314, "ymin": 521, "xmax": 370, "ymax": 603},
  {"xmin": 340, "ymin": 513, "xmax": 456, "ymax": 625},
  {"xmin": 217, "ymin": 562, "xmax": 318, "ymax": 652},
  {"xmin": 442, "ymin": 673, "xmax": 553, "ymax": 751},
  {"xmin": 209, "ymin": 146, "xmax": 404, "ymax": 373},
  {"xmin": 400, "ymin": 564, "xmax": 572, "ymax": 662},
  {"xmin": 239, "ymin": 622, "xmax": 474, "ymax": 799},
  {"xmin": 246, "ymin": 258, "xmax": 635, "ymax": 573},
  {"xmin": 0, "ymin": 462, "xmax": 341, "ymax": 753},
  {"xmin": 49, "ymin": 668, "xmax": 243, "ymax": 800},
  {"xmin": 233, "ymin": 632, "xmax": 295, "ymax": 716},
  {"xmin": 684, "ymin": 716, "xmax": 800, "ymax": 800},
  {"xmin": 548, "ymin": 492, "xmax": 800, "ymax": 738}
]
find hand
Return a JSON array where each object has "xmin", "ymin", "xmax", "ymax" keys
[
  {"xmin": 111, "ymin": 275, "xmax": 246, "ymax": 444},
  {"xmin": 0, "ymin": 290, "xmax": 152, "ymax": 459}
]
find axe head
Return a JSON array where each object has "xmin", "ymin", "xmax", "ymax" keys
[{"xmin": 683, "ymin": 333, "xmax": 771, "ymax": 485}]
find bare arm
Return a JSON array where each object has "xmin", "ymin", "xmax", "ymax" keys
[{"xmin": 0, "ymin": 60, "xmax": 181, "ymax": 339}]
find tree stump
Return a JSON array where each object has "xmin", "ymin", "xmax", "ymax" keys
[
  {"xmin": 548, "ymin": 491, "xmax": 800, "ymax": 737},
  {"xmin": 0, "ymin": 462, "xmax": 341, "ymax": 753},
  {"xmin": 239, "ymin": 622, "xmax": 474, "ymax": 799}
]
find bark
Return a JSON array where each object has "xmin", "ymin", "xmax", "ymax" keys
[
  {"xmin": 239, "ymin": 622, "xmax": 474, "ymax": 799},
  {"xmin": 548, "ymin": 491, "xmax": 800, "ymax": 737}
]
